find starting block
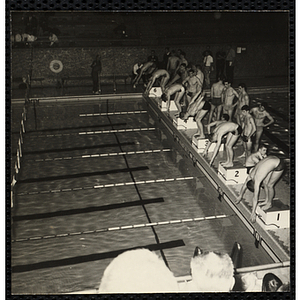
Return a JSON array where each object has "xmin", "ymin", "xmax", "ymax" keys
[
  {"xmin": 218, "ymin": 161, "xmax": 247, "ymax": 185},
  {"xmin": 149, "ymin": 87, "xmax": 162, "ymax": 98},
  {"xmin": 192, "ymin": 135, "xmax": 224, "ymax": 153},
  {"xmin": 173, "ymin": 116, "xmax": 198, "ymax": 130},
  {"xmin": 256, "ymin": 200, "xmax": 290, "ymax": 229},
  {"xmin": 160, "ymin": 100, "xmax": 178, "ymax": 112}
]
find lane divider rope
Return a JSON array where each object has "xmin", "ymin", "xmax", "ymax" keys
[
  {"xmin": 79, "ymin": 110, "xmax": 148, "ymax": 117},
  {"xmin": 12, "ymin": 213, "xmax": 234, "ymax": 243},
  {"xmin": 30, "ymin": 149, "xmax": 172, "ymax": 162},
  {"xmin": 27, "ymin": 128, "xmax": 156, "ymax": 138},
  {"xmin": 16, "ymin": 176, "xmax": 195, "ymax": 196}
]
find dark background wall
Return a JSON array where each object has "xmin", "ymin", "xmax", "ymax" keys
[
  {"xmin": 11, "ymin": 11, "xmax": 289, "ymax": 88},
  {"xmin": 12, "ymin": 42, "xmax": 288, "ymax": 87}
]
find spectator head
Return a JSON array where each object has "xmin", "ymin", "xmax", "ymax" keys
[
  {"xmin": 191, "ymin": 247, "xmax": 235, "ymax": 292},
  {"xmin": 238, "ymin": 82, "xmax": 247, "ymax": 91}
]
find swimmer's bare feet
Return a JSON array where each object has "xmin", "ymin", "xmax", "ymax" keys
[
  {"xmin": 238, "ymin": 152, "xmax": 246, "ymax": 158},
  {"xmin": 250, "ymin": 212, "xmax": 256, "ymax": 223},
  {"xmin": 258, "ymin": 200, "xmax": 268, "ymax": 207},
  {"xmin": 235, "ymin": 196, "xmax": 242, "ymax": 204},
  {"xmin": 133, "ymin": 85, "xmax": 137, "ymax": 89},
  {"xmin": 222, "ymin": 163, "xmax": 234, "ymax": 168},
  {"xmin": 261, "ymin": 203, "xmax": 272, "ymax": 211}
]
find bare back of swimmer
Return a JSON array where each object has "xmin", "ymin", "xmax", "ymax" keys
[
  {"xmin": 222, "ymin": 80, "xmax": 239, "ymax": 121},
  {"xmin": 161, "ymin": 84, "xmax": 185, "ymax": 115},
  {"xmin": 208, "ymin": 78, "xmax": 225, "ymax": 124},
  {"xmin": 133, "ymin": 61, "xmax": 156, "ymax": 88},
  {"xmin": 235, "ymin": 155, "xmax": 285, "ymax": 223},
  {"xmin": 144, "ymin": 69, "xmax": 170, "ymax": 95},
  {"xmin": 203, "ymin": 119, "xmax": 241, "ymax": 167}
]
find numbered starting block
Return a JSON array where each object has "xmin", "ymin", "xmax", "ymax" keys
[
  {"xmin": 192, "ymin": 135, "xmax": 224, "ymax": 153},
  {"xmin": 256, "ymin": 199, "xmax": 290, "ymax": 229},
  {"xmin": 149, "ymin": 87, "xmax": 162, "ymax": 98},
  {"xmin": 160, "ymin": 100, "xmax": 178, "ymax": 112},
  {"xmin": 173, "ymin": 116, "xmax": 198, "ymax": 130},
  {"xmin": 218, "ymin": 161, "xmax": 247, "ymax": 185}
]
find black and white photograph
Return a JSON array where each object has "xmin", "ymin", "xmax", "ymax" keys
[{"xmin": 8, "ymin": 8, "xmax": 293, "ymax": 295}]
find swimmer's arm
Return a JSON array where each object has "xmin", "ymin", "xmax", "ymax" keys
[
  {"xmin": 221, "ymin": 88, "xmax": 225, "ymax": 103},
  {"xmin": 235, "ymin": 176, "xmax": 251, "ymax": 204},
  {"xmin": 189, "ymin": 90, "xmax": 202, "ymax": 106},
  {"xmin": 182, "ymin": 76, "xmax": 189, "ymax": 86},
  {"xmin": 195, "ymin": 78, "xmax": 201, "ymax": 93},
  {"xmin": 249, "ymin": 118, "xmax": 257, "ymax": 137},
  {"xmin": 233, "ymin": 89, "xmax": 239, "ymax": 99},
  {"xmin": 206, "ymin": 121, "xmax": 219, "ymax": 133},
  {"xmin": 209, "ymin": 139, "xmax": 221, "ymax": 166},
  {"xmin": 166, "ymin": 94, "xmax": 171, "ymax": 111},
  {"xmin": 263, "ymin": 112, "xmax": 274, "ymax": 127},
  {"xmin": 210, "ymin": 86, "xmax": 214, "ymax": 99},
  {"xmin": 245, "ymin": 94, "xmax": 250, "ymax": 106},
  {"xmin": 168, "ymin": 74, "xmax": 180, "ymax": 87},
  {"xmin": 166, "ymin": 58, "xmax": 170, "ymax": 71},
  {"xmin": 251, "ymin": 182, "xmax": 260, "ymax": 223},
  {"xmin": 202, "ymin": 140, "xmax": 212, "ymax": 157}
]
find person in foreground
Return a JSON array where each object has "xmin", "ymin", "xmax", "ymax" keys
[
  {"xmin": 186, "ymin": 247, "xmax": 235, "ymax": 292},
  {"xmin": 98, "ymin": 247, "xmax": 235, "ymax": 293},
  {"xmin": 235, "ymin": 156, "xmax": 285, "ymax": 223}
]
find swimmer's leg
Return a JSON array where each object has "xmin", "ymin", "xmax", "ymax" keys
[
  {"xmin": 253, "ymin": 126, "xmax": 263, "ymax": 152},
  {"xmin": 208, "ymin": 103, "xmax": 216, "ymax": 124},
  {"xmin": 261, "ymin": 170, "xmax": 284, "ymax": 211},
  {"xmin": 216, "ymin": 105, "xmax": 223, "ymax": 121},
  {"xmin": 259, "ymin": 172, "xmax": 272, "ymax": 207},
  {"xmin": 222, "ymin": 133, "xmax": 239, "ymax": 167},
  {"xmin": 195, "ymin": 109, "xmax": 208, "ymax": 139},
  {"xmin": 228, "ymin": 108, "xmax": 234, "ymax": 121}
]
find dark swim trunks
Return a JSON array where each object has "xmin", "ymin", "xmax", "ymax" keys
[
  {"xmin": 232, "ymin": 125, "xmax": 242, "ymax": 136},
  {"xmin": 210, "ymin": 97, "xmax": 222, "ymax": 106},
  {"xmin": 208, "ymin": 133, "xmax": 214, "ymax": 142},
  {"xmin": 274, "ymin": 158, "xmax": 285, "ymax": 172},
  {"xmin": 202, "ymin": 101, "xmax": 211, "ymax": 111},
  {"xmin": 247, "ymin": 180, "xmax": 254, "ymax": 192},
  {"xmin": 241, "ymin": 134, "xmax": 249, "ymax": 142},
  {"xmin": 246, "ymin": 166, "xmax": 254, "ymax": 174}
]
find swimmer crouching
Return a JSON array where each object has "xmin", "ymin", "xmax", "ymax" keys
[{"xmin": 235, "ymin": 155, "xmax": 285, "ymax": 223}]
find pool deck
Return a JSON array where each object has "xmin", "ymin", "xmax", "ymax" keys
[{"xmin": 147, "ymin": 92, "xmax": 290, "ymax": 261}]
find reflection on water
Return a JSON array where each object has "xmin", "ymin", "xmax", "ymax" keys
[{"xmin": 12, "ymin": 99, "xmax": 274, "ymax": 293}]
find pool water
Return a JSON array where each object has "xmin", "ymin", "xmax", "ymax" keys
[{"xmin": 11, "ymin": 97, "xmax": 274, "ymax": 294}]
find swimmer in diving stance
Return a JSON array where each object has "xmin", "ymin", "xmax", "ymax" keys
[
  {"xmin": 235, "ymin": 156, "xmax": 285, "ymax": 223},
  {"xmin": 203, "ymin": 117, "xmax": 242, "ymax": 167},
  {"xmin": 144, "ymin": 69, "xmax": 170, "ymax": 95}
]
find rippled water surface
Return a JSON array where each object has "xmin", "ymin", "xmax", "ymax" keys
[{"xmin": 11, "ymin": 98, "xmax": 274, "ymax": 294}]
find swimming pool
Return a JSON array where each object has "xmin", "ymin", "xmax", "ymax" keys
[{"xmin": 11, "ymin": 95, "xmax": 288, "ymax": 294}]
